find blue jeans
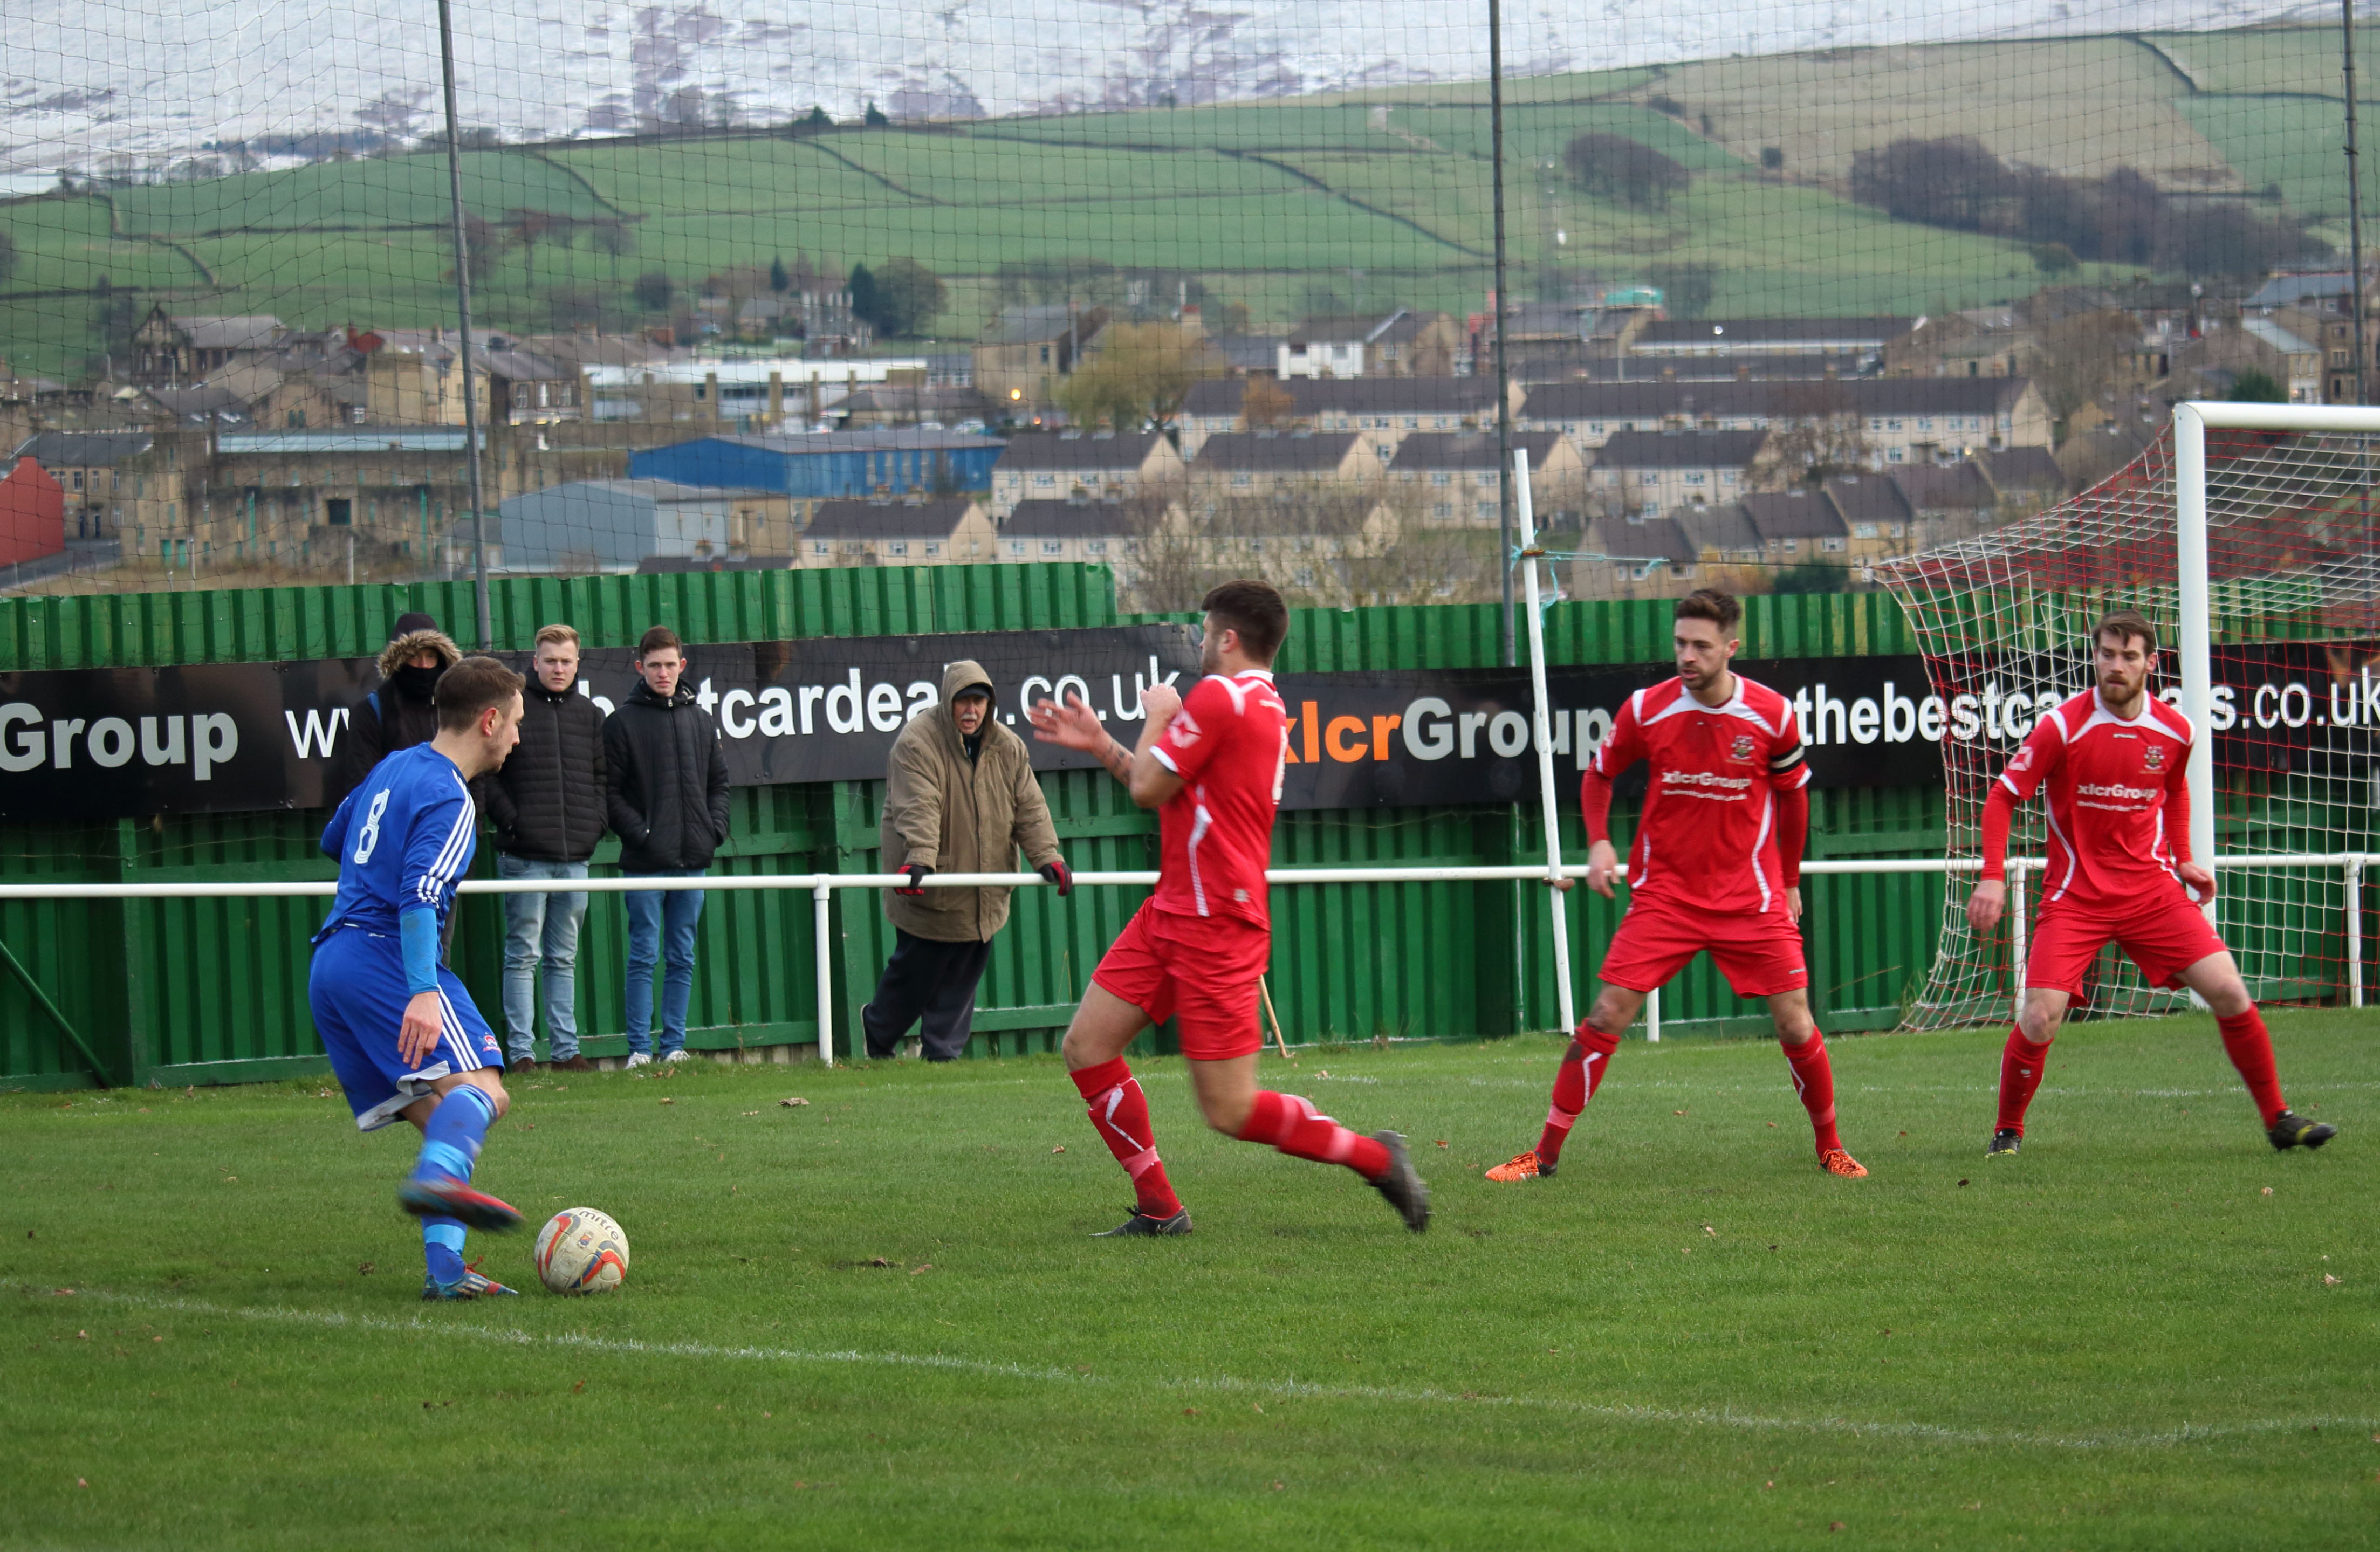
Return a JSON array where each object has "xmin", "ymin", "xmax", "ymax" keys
[
  {"xmin": 624, "ymin": 871, "xmax": 705, "ymax": 1055},
  {"xmin": 498, "ymin": 854, "xmax": 588, "ymax": 1063}
]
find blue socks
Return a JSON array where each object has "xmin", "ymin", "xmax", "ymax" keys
[
  {"xmin": 412, "ymin": 1086, "xmax": 497, "ymax": 1285},
  {"xmin": 410, "ymin": 1084, "xmax": 496, "ymax": 1186},
  {"xmin": 423, "ymin": 1218, "xmax": 467, "ymax": 1284}
]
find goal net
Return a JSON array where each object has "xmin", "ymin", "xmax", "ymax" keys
[{"xmin": 1875, "ymin": 409, "xmax": 2380, "ymax": 1029}]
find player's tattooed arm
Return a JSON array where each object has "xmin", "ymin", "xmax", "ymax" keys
[
  {"xmin": 1028, "ymin": 692, "xmax": 1141, "ymax": 789},
  {"xmin": 1096, "ymin": 734, "xmax": 1135, "ymax": 783}
]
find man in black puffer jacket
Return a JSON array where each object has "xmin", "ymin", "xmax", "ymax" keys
[
  {"xmin": 478, "ymin": 623, "xmax": 608, "ymax": 1073},
  {"xmin": 603, "ymin": 625, "xmax": 731, "ymax": 1065}
]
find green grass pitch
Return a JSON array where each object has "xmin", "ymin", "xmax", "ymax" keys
[{"xmin": 3, "ymin": 1012, "xmax": 2374, "ymax": 1549}]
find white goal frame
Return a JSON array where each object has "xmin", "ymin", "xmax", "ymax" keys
[{"xmin": 2172, "ymin": 401, "xmax": 2380, "ymax": 892}]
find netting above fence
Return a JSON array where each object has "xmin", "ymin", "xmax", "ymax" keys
[
  {"xmin": 2, "ymin": 6, "xmax": 2377, "ymax": 610},
  {"xmin": 1877, "ymin": 419, "xmax": 2380, "ymax": 1026}
]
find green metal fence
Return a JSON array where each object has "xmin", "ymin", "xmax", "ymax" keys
[{"xmin": 0, "ymin": 576, "xmax": 1947, "ymax": 1090}]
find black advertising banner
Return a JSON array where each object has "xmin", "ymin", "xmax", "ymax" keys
[
  {"xmin": 0, "ymin": 624, "xmax": 1200, "ymax": 821},
  {"xmin": 1278, "ymin": 656, "xmax": 1945, "ymax": 809},
  {"xmin": 0, "ymin": 659, "xmax": 377, "ymax": 821},
  {"xmin": 565, "ymin": 626, "xmax": 1202, "ymax": 786},
  {"xmin": 2, "ymin": 630, "xmax": 2371, "ymax": 820},
  {"xmin": 1926, "ymin": 642, "xmax": 2380, "ymax": 775},
  {"xmin": 1279, "ymin": 644, "xmax": 2380, "ymax": 808}
]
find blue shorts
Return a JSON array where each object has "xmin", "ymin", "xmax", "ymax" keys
[{"xmin": 310, "ymin": 926, "xmax": 504, "ymax": 1132}]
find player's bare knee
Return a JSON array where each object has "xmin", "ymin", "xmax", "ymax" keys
[
  {"xmin": 1200, "ymin": 1095, "xmax": 1252, "ymax": 1137},
  {"xmin": 2205, "ymin": 982, "xmax": 2254, "ymax": 1019},
  {"xmin": 1584, "ymin": 993, "xmax": 1634, "ymax": 1039},
  {"xmin": 1059, "ymin": 1024, "xmax": 1105, "ymax": 1071}
]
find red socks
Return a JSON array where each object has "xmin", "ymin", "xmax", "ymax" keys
[
  {"xmin": 1782, "ymin": 1031, "xmax": 1844, "ymax": 1155},
  {"xmin": 1997, "ymin": 1028, "xmax": 2053, "ymax": 1136},
  {"xmin": 1537, "ymin": 1024, "xmax": 1621, "ymax": 1166},
  {"xmin": 1237, "ymin": 1090, "xmax": 1392, "ymax": 1180},
  {"xmin": 1071, "ymin": 1059, "xmax": 1183, "ymax": 1219},
  {"xmin": 2217, "ymin": 1006, "xmax": 2288, "ymax": 1126},
  {"xmin": 1071, "ymin": 1063, "xmax": 1394, "ymax": 1209}
]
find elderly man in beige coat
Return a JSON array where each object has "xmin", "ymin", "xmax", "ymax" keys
[{"xmin": 865, "ymin": 660, "xmax": 1071, "ymax": 1060}]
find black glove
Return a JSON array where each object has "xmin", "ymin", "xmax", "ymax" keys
[
  {"xmin": 894, "ymin": 863, "xmax": 933, "ymax": 897},
  {"xmin": 1039, "ymin": 859, "xmax": 1074, "ymax": 897}
]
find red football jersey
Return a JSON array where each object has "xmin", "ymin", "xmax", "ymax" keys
[
  {"xmin": 1147, "ymin": 669, "xmax": 1289, "ymax": 931},
  {"xmin": 1589, "ymin": 673, "xmax": 1812, "ymax": 916},
  {"xmin": 1994, "ymin": 688, "xmax": 2193, "ymax": 909}
]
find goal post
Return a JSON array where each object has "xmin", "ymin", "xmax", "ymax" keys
[
  {"xmin": 2175, "ymin": 401, "xmax": 2380, "ymax": 898},
  {"xmin": 1877, "ymin": 401, "xmax": 2380, "ymax": 1029}
]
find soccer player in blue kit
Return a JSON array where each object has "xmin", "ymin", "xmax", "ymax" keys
[{"xmin": 310, "ymin": 655, "xmax": 530, "ymax": 1300}]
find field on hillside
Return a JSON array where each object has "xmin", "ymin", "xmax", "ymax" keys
[
  {"xmin": 5, "ymin": 24, "xmax": 2380, "ymax": 379},
  {"xmin": 4, "ymin": 1012, "xmax": 2374, "ymax": 1549}
]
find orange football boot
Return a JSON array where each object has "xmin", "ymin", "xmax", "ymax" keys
[
  {"xmin": 1818, "ymin": 1147, "xmax": 1868, "ymax": 1178},
  {"xmin": 1484, "ymin": 1150, "xmax": 1553, "ymax": 1182}
]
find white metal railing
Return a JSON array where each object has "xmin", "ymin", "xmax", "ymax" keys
[{"xmin": 2, "ymin": 853, "xmax": 2369, "ymax": 1065}]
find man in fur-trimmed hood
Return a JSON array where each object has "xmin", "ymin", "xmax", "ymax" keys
[
  {"xmin": 864, "ymin": 658, "xmax": 1069, "ymax": 1060},
  {"xmin": 328, "ymin": 612, "xmax": 463, "ymax": 808}
]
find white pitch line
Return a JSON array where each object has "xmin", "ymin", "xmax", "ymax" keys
[{"xmin": 48, "ymin": 1288, "xmax": 2372, "ymax": 1454}]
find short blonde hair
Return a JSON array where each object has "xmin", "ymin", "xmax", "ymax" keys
[{"xmin": 532, "ymin": 623, "xmax": 580, "ymax": 650}]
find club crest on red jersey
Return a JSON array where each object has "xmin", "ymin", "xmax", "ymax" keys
[
  {"xmin": 1728, "ymin": 732, "xmax": 1756, "ymax": 762},
  {"xmin": 2142, "ymin": 745, "xmax": 2166, "ymax": 772}
]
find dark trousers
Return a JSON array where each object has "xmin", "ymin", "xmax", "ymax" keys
[{"xmin": 863, "ymin": 929, "xmax": 993, "ymax": 1061}]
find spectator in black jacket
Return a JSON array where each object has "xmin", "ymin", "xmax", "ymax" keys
[
  {"xmin": 478, "ymin": 623, "xmax": 608, "ymax": 1072},
  {"xmin": 327, "ymin": 613, "xmax": 460, "ymax": 808},
  {"xmin": 603, "ymin": 626, "xmax": 731, "ymax": 1065}
]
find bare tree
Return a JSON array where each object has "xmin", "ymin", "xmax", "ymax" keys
[
  {"xmin": 1240, "ymin": 375, "xmax": 1296, "ymax": 429},
  {"xmin": 1120, "ymin": 488, "xmax": 1502, "ymax": 611},
  {"xmin": 2031, "ymin": 308, "xmax": 2142, "ymax": 424},
  {"xmin": 1748, "ymin": 382, "xmax": 1873, "ymax": 488},
  {"xmin": 1563, "ymin": 133, "xmax": 1691, "ymax": 209}
]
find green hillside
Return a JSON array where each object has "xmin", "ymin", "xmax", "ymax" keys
[{"xmin": 1, "ymin": 24, "xmax": 2373, "ymax": 381}]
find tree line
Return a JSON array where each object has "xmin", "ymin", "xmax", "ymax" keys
[{"xmin": 1847, "ymin": 136, "xmax": 2328, "ymax": 278}]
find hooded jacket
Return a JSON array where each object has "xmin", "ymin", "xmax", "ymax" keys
[
  {"xmin": 878, "ymin": 660, "xmax": 1062, "ymax": 943},
  {"xmin": 603, "ymin": 678, "xmax": 732, "ymax": 873},
  {"xmin": 327, "ymin": 627, "xmax": 463, "ymax": 808},
  {"xmin": 480, "ymin": 677, "xmax": 609, "ymax": 863}
]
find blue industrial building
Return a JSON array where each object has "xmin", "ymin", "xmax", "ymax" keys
[{"xmin": 628, "ymin": 429, "xmax": 1005, "ymax": 500}]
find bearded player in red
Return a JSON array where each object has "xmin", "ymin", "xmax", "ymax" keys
[
  {"xmin": 1026, "ymin": 580, "xmax": 1430, "ymax": 1236},
  {"xmin": 1488, "ymin": 588, "xmax": 1868, "ymax": 1183},
  {"xmin": 1966, "ymin": 609, "xmax": 2336, "ymax": 1158}
]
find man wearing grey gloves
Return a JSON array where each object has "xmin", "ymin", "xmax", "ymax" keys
[{"xmin": 867, "ymin": 661, "xmax": 1069, "ymax": 1061}]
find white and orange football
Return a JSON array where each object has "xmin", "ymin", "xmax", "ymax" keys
[{"xmin": 534, "ymin": 1207, "xmax": 629, "ymax": 1295}]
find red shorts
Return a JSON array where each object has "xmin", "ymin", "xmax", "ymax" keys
[
  {"xmin": 1597, "ymin": 894, "xmax": 1809, "ymax": 999},
  {"xmin": 2026, "ymin": 895, "xmax": 2226, "ymax": 998},
  {"xmin": 1091, "ymin": 902, "xmax": 1271, "ymax": 1061}
]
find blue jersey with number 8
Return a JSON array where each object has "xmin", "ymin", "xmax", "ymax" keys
[{"xmin": 314, "ymin": 743, "xmax": 478, "ymax": 942}]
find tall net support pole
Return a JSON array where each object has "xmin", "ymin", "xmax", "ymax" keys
[
  {"xmin": 2349, "ymin": 0, "xmax": 2369, "ymax": 408},
  {"xmin": 1489, "ymin": 0, "xmax": 1515, "ymax": 669},
  {"xmin": 436, "ymin": 0, "xmax": 493, "ymax": 650},
  {"xmin": 2172, "ymin": 404, "xmax": 2219, "ymax": 918},
  {"xmin": 1513, "ymin": 450, "xmax": 1575, "ymax": 1036}
]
